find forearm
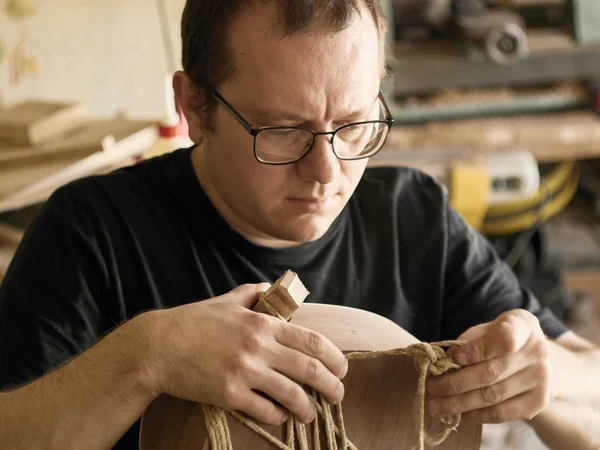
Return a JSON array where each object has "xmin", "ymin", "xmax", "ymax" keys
[
  {"xmin": 528, "ymin": 338, "xmax": 600, "ymax": 448},
  {"xmin": 0, "ymin": 313, "xmax": 159, "ymax": 449},
  {"xmin": 529, "ymin": 400, "xmax": 600, "ymax": 450},
  {"xmin": 545, "ymin": 340, "xmax": 600, "ymax": 405}
]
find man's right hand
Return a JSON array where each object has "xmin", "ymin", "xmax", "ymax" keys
[{"xmin": 139, "ymin": 283, "xmax": 348, "ymax": 425}]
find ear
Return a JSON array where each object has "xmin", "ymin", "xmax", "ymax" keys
[{"xmin": 173, "ymin": 71, "xmax": 205, "ymax": 145}]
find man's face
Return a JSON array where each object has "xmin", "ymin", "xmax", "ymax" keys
[{"xmin": 189, "ymin": 4, "xmax": 382, "ymax": 246}]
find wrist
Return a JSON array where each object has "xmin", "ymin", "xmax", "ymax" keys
[
  {"xmin": 123, "ymin": 310, "xmax": 166, "ymax": 400},
  {"xmin": 547, "ymin": 341, "xmax": 589, "ymax": 403}
]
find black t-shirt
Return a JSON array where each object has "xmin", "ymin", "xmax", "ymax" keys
[{"xmin": 0, "ymin": 147, "xmax": 567, "ymax": 448}]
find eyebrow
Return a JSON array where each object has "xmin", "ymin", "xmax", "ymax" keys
[
  {"xmin": 249, "ymin": 110, "xmax": 309, "ymax": 124},
  {"xmin": 248, "ymin": 97, "xmax": 379, "ymax": 125}
]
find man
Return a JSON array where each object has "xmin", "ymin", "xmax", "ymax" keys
[{"xmin": 0, "ymin": 0, "xmax": 599, "ymax": 448}]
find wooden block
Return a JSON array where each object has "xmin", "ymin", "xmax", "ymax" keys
[
  {"xmin": 252, "ymin": 270, "xmax": 309, "ymax": 321},
  {"xmin": 0, "ymin": 101, "xmax": 88, "ymax": 146}
]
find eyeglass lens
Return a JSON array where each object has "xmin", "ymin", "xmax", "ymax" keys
[{"xmin": 255, "ymin": 121, "xmax": 389, "ymax": 164}]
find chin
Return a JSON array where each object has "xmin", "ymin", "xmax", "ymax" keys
[{"xmin": 280, "ymin": 216, "xmax": 335, "ymax": 243}]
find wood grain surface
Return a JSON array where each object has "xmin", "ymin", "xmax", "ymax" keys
[{"xmin": 139, "ymin": 304, "xmax": 482, "ymax": 450}]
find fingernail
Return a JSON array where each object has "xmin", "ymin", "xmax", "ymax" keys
[
  {"xmin": 456, "ymin": 352, "xmax": 471, "ymax": 366},
  {"xmin": 303, "ymin": 410, "xmax": 316, "ymax": 424},
  {"xmin": 340, "ymin": 359, "xmax": 349, "ymax": 379},
  {"xmin": 428, "ymin": 400, "xmax": 442, "ymax": 417},
  {"xmin": 328, "ymin": 382, "xmax": 345, "ymax": 406},
  {"xmin": 337, "ymin": 382, "xmax": 345, "ymax": 404}
]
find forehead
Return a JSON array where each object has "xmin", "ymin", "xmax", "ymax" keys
[{"xmin": 222, "ymin": 3, "xmax": 382, "ymax": 111}]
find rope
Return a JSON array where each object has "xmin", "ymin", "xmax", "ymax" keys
[
  {"xmin": 202, "ymin": 340, "xmax": 463, "ymax": 450},
  {"xmin": 346, "ymin": 341, "xmax": 463, "ymax": 449}
]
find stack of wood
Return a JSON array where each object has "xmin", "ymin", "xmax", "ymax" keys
[
  {"xmin": 0, "ymin": 100, "xmax": 157, "ymax": 283},
  {"xmin": 0, "ymin": 100, "xmax": 156, "ymax": 214}
]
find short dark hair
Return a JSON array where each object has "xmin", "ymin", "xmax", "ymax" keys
[{"xmin": 181, "ymin": 0, "xmax": 387, "ymax": 129}]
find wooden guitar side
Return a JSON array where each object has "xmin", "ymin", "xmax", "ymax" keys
[{"xmin": 139, "ymin": 304, "xmax": 482, "ymax": 449}]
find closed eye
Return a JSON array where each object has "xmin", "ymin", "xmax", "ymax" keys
[{"xmin": 270, "ymin": 129, "xmax": 297, "ymax": 137}]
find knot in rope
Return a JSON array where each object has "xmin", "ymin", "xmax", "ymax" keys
[
  {"xmin": 404, "ymin": 341, "xmax": 463, "ymax": 449},
  {"xmin": 405, "ymin": 342, "xmax": 461, "ymax": 376}
]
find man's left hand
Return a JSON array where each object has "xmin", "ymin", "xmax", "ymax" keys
[{"xmin": 426, "ymin": 309, "xmax": 552, "ymax": 424}]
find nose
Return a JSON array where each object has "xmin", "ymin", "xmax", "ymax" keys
[{"xmin": 295, "ymin": 134, "xmax": 340, "ymax": 184}]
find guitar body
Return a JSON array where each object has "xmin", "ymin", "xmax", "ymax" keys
[{"xmin": 140, "ymin": 304, "xmax": 482, "ymax": 449}]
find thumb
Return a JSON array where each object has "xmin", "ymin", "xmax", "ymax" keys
[
  {"xmin": 453, "ymin": 313, "xmax": 531, "ymax": 366},
  {"xmin": 220, "ymin": 282, "xmax": 272, "ymax": 309},
  {"xmin": 456, "ymin": 322, "xmax": 491, "ymax": 343},
  {"xmin": 447, "ymin": 322, "xmax": 490, "ymax": 360}
]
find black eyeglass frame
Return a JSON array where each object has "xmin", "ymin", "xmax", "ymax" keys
[{"xmin": 204, "ymin": 85, "xmax": 395, "ymax": 165}]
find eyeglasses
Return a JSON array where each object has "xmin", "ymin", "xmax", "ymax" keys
[{"xmin": 204, "ymin": 85, "xmax": 394, "ymax": 165}]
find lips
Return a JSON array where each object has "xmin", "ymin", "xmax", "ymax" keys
[
  {"xmin": 287, "ymin": 195, "xmax": 336, "ymax": 212},
  {"xmin": 288, "ymin": 194, "xmax": 336, "ymax": 202},
  {"xmin": 292, "ymin": 197, "xmax": 329, "ymax": 202}
]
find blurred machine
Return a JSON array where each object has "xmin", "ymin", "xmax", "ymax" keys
[
  {"xmin": 382, "ymin": 0, "xmax": 600, "ymax": 122},
  {"xmin": 393, "ymin": 0, "xmax": 530, "ymax": 65},
  {"xmin": 378, "ymin": 0, "xmax": 593, "ymax": 218}
]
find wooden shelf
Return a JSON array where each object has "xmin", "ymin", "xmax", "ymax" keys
[{"xmin": 387, "ymin": 111, "xmax": 600, "ymax": 163}]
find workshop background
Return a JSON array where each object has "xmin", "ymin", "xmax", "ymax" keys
[
  {"xmin": 1, "ymin": 1, "xmax": 600, "ymax": 449},
  {"xmin": 0, "ymin": 0, "xmax": 185, "ymax": 117}
]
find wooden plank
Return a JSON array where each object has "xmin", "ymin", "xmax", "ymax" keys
[
  {"xmin": 0, "ymin": 223, "xmax": 21, "ymax": 284},
  {"xmin": 386, "ymin": 111, "xmax": 600, "ymax": 163},
  {"xmin": 0, "ymin": 118, "xmax": 155, "ymax": 164},
  {"xmin": 561, "ymin": 268, "xmax": 600, "ymax": 295},
  {"xmin": 0, "ymin": 101, "xmax": 88, "ymax": 146},
  {"xmin": 0, "ymin": 119, "xmax": 155, "ymax": 207},
  {"xmin": 493, "ymin": 0, "xmax": 568, "ymax": 7},
  {"xmin": 0, "ymin": 245, "xmax": 16, "ymax": 283},
  {"xmin": 0, "ymin": 222, "xmax": 24, "ymax": 246},
  {"xmin": 0, "ymin": 150, "xmax": 97, "ymax": 198}
]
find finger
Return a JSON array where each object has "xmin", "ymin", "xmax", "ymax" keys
[
  {"xmin": 232, "ymin": 388, "xmax": 289, "ymax": 425},
  {"xmin": 452, "ymin": 310, "xmax": 535, "ymax": 366},
  {"xmin": 252, "ymin": 369, "xmax": 316, "ymax": 424},
  {"xmin": 270, "ymin": 346, "xmax": 345, "ymax": 405},
  {"xmin": 427, "ymin": 364, "xmax": 544, "ymax": 418},
  {"xmin": 446, "ymin": 324, "xmax": 490, "ymax": 359},
  {"xmin": 445, "ymin": 345, "xmax": 459, "ymax": 359},
  {"xmin": 274, "ymin": 322, "xmax": 348, "ymax": 380},
  {"xmin": 455, "ymin": 323, "xmax": 490, "ymax": 343},
  {"xmin": 427, "ymin": 349, "xmax": 530, "ymax": 397},
  {"xmin": 460, "ymin": 383, "xmax": 551, "ymax": 424},
  {"xmin": 218, "ymin": 283, "xmax": 272, "ymax": 309}
]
